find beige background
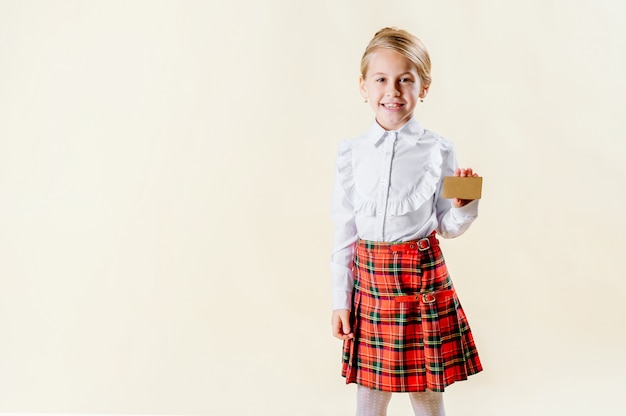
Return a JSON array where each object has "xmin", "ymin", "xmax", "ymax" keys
[{"xmin": 1, "ymin": 0, "xmax": 625, "ymax": 415}]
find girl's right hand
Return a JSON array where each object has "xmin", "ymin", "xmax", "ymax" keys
[{"xmin": 331, "ymin": 309, "xmax": 354, "ymax": 340}]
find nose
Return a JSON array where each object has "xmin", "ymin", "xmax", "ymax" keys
[{"xmin": 386, "ymin": 83, "xmax": 400, "ymax": 97}]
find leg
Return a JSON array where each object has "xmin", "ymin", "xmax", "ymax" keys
[
  {"xmin": 408, "ymin": 390, "xmax": 445, "ymax": 416},
  {"xmin": 356, "ymin": 385, "xmax": 392, "ymax": 416}
]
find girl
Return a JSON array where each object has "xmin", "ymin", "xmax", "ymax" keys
[{"xmin": 330, "ymin": 28, "xmax": 483, "ymax": 416}]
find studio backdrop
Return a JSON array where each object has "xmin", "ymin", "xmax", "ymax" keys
[{"xmin": 0, "ymin": 1, "xmax": 625, "ymax": 415}]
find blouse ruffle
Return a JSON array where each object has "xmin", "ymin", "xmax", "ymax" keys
[{"xmin": 336, "ymin": 136, "xmax": 451, "ymax": 217}]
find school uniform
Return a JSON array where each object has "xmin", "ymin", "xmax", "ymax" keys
[{"xmin": 330, "ymin": 117, "xmax": 482, "ymax": 392}]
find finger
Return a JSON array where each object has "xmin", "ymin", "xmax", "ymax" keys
[
  {"xmin": 341, "ymin": 317, "xmax": 354, "ymax": 339},
  {"xmin": 454, "ymin": 167, "xmax": 461, "ymax": 176},
  {"xmin": 332, "ymin": 318, "xmax": 342, "ymax": 339},
  {"xmin": 332, "ymin": 315, "xmax": 352, "ymax": 340},
  {"xmin": 341, "ymin": 317, "xmax": 351, "ymax": 334},
  {"xmin": 453, "ymin": 197, "xmax": 473, "ymax": 208},
  {"xmin": 333, "ymin": 326, "xmax": 345, "ymax": 340}
]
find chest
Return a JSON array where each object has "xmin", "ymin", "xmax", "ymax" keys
[{"xmin": 352, "ymin": 140, "xmax": 437, "ymax": 196}]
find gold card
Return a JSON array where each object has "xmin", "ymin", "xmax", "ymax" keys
[{"xmin": 442, "ymin": 176, "xmax": 483, "ymax": 200}]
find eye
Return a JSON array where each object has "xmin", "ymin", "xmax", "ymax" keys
[
  {"xmin": 375, "ymin": 77, "xmax": 386, "ymax": 82},
  {"xmin": 400, "ymin": 77, "xmax": 414, "ymax": 83}
]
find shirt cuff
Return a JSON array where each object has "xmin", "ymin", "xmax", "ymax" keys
[
  {"xmin": 452, "ymin": 199, "xmax": 479, "ymax": 219},
  {"xmin": 332, "ymin": 290, "xmax": 352, "ymax": 311}
]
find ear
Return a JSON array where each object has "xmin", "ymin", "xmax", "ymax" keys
[
  {"xmin": 359, "ymin": 76, "xmax": 368, "ymax": 100},
  {"xmin": 420, "ymin": 84, "xmax": 430, "ymax": 99}
]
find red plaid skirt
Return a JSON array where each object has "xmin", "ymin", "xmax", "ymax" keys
[{"xmin": 341, "ymin": 232, "xmax": 482, "ymax": 392}]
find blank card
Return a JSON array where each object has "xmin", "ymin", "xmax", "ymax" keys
[{"xmin": 442, "ymin": 176, "xmax": 483, "ymax": 200}]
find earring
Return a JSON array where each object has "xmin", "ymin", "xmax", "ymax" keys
[
  {"xmin": 364, "ymin": 98, "xmax": 369, "ymax": 103},
  {"xmin": 420, "ymin": 98, "xmax": 424, "ymax": 103}
]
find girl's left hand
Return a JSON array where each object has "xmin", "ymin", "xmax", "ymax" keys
[{"xmin": 452, "ymin": 167, "xmax": 479, "ymax": 208}]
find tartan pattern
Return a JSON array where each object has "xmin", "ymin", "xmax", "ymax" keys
[{"xmin": 341, "ymin": 234, "xmax": 482, "ymax": 392}]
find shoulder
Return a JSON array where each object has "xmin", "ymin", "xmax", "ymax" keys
[
  {"xmin": 336, "ymin": 131, "xmax": 370, "ymax": 157},
  {"xmin": 421, "ymin": 128, "xmax": 455, "ymax": 157}
]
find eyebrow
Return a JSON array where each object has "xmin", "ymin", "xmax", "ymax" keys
[{"xmin": 370, "ymin": 72, "xmax": 415, "ymax": 77}]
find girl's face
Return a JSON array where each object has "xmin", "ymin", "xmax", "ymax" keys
[{"xmin": 360, "ymin": 48, "xmax": 428, "ymax": 131}]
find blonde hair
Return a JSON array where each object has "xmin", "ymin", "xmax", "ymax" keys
[{"xmin": 360, "ymin": 27, "xmax": 432, "ymax": 87}]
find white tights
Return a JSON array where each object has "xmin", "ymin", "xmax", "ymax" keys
[
  {"xmin": 356, "ymin": 385, "xmax": 445, "ymax": 416},
  {"xmin": 356, "ymin": 385, "xmax": 392, "ymax": 416},
  {"xmin": 408, "ymin": 390, "xmax": 445, "ymax": 416}
]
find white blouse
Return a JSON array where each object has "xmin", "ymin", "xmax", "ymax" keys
[{"xmin": 330, "ymin": 117, "xmax": 479, "ymax": 310}]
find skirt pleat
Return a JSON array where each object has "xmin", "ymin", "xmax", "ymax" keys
[{"xmin": 341, "ymin": 233, "xmax": 482, "ymax": 392}]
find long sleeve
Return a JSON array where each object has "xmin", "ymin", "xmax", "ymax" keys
[
  {"xmin": 435, "ymin": 144, "xmax": 479, "ymax": 238},
  {"xmin": 329, "ymin": 141, "xmax": 358, "ymax": 311}
]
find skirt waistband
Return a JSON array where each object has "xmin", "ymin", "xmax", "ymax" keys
[{"xmin": 356, "ymin": 231, "xmax": 439, "ymax": 253}]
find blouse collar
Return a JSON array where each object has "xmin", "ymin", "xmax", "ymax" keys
[{"xmin": 365, "ymin": 117, "xmax": 426, "ymax": 147}]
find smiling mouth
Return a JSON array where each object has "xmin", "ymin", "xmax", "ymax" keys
[{"xmin": 382, "ymin": 103, "xmax": 404, "ymax": 110}]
